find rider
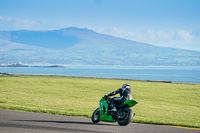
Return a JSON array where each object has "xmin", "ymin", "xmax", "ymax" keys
[{"xmin": 104, "ymin": 84, "xmax": 133, "ymax": 112}]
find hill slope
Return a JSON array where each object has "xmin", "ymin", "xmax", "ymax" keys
[{"xmin": 0, "ymin": 27, "xmax": 200, "ymax": 66}]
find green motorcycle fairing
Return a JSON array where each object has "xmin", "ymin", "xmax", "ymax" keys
[
  {"xmin": 124, "ymin": 100, "xmax": 138, "ymax": 107},
  {"xmin": 99, "ymin": 97, "xmax": 115, "ymax": 122},
  {"xmin": 98, "ymin": 97, "xmax": 138, "ymax": 122}
]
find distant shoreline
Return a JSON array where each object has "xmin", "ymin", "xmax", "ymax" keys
[
  {"xmin": 0, "ymin": 63, "xmax": 65, "ymax": 68},
  {"xmin": 1, "ymin": 72, "xmax": 199, "ymax": 85},
  {"xmin": 0, "ymin": 65, "xmax": 199, "ymax": 84}
]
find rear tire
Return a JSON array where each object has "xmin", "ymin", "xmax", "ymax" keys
[
  {"xmin": 117, "ymin": 108, "xmax": 133, "ymax": 126},
  {"xmin": 91, "ymin": 108, "xmax": 100, "ymax": 123}
]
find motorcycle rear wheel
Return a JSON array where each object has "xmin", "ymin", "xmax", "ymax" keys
[
  {"xmin": 117, "ymin": 107, "xmax": 133, "ymax": 126},
  {"xmin": 91, "ymin": 108, "xmax": 100, "ymax": 123}
]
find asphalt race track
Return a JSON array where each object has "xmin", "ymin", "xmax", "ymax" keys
[{"xmin": 0, "ymin": 109, "xmax": 199, "ymax": 133}]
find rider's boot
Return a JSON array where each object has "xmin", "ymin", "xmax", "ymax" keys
[
  {"xmin": 110, "ymin": 107, "xmax": 117, "ymax": 112},
  {"xmin": 109, "ymin": 103, "xmax": 117, "ymax": 112}
]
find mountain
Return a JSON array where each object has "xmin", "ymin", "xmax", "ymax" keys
[{"xmin": 0, "ymin": 27, "xmax": 200, "ymax": 66}]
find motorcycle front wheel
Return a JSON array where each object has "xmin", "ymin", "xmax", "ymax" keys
[
  {"xmin": 91, "ymin": 108, "xmax": 100, "ymax": 123},
  {"xmin": 117, "ymin": 107, "xmax": 134, "ymax": 126}
]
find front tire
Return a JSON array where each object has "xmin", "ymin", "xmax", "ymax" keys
[
  {"xmin": 91, "ymin": 108, "xmax": 100, "ymax": 123},
  {"xmin": 117, "ymin": 108, "xmax": 133, "ymax": 126}
]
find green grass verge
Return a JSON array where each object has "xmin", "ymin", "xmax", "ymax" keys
[{"xmin": 0, "ymin": 75, "xmax": 199, "ymax": 128}]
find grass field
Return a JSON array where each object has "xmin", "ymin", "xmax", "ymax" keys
[{"xmin": 0, "ymin": 75, "xmax": 199, "ymax": 128}]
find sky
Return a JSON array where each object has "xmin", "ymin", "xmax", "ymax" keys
[{"xmin": 0, "ymin": 0, "xmax": 200, "ymax": 51}]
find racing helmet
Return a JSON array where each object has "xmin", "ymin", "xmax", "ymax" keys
[{"xmin": 122, "ymin": 84, "xmax": 130, "ymax": 88}]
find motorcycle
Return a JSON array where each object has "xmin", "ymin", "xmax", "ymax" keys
[{"xmin": 91, "ymin": 96, "xmax": 138, "ymax": 126}]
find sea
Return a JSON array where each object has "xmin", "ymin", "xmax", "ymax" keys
[{"xmin": 0, "ymin": 66, "xmax": 200, "ymax": 84}]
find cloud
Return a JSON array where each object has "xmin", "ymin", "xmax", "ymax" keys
[
  {"xmin": 145, "ymin": 29, "xmax": 194, "ymax": 41},
  {"xmin": 143, "ymin": 29, "xmax": 200, "ymax": 50},
  {"xmin": 94, "ymin": 27, "xmax": 130, "ymax": 39},
  {"xmin": 95, "ymin": 27, "xmax": 121, "ymax": 34},
  {"xmin": 0, "ymin": 16, "xmax": 56, "ymax": 31},
  {"xmin": 95, "ymin": 27, "xmax": 200, "ymax": 51},
  {"xmin": 176, "ymin": 30, "xmax": 193, "ymax": 41},
  {"xmin": 0, "ymin": 16, "xmax": 40, "ymax": 30},
  {"xmin": 146, "ymin": 29, "xmax": 175, "ymax": 40}
]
